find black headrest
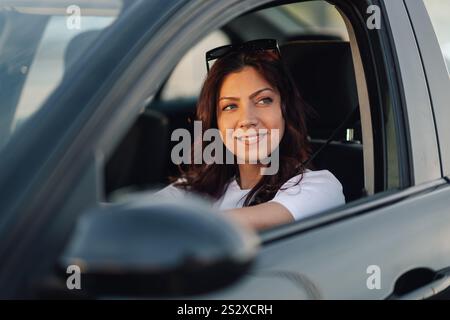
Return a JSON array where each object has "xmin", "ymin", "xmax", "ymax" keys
[{"xmin": 280, "ymin": 40, "xmax": 358, "ymax": 139}]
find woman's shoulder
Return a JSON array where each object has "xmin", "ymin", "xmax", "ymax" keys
[
  {"xmin": 282, "ymin": 169, "xmax": 343, "ymax": 191},
  {"xmin": 270, "ymin": 169, "xmax": 345, "ymax": 220}
]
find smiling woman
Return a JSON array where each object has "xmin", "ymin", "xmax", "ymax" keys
[{"xmin": 153, "ymin": 39, "xmax": 345, "ymax": 231}]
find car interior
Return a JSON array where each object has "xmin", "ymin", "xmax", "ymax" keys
[{"xmin": 100, "ymin": 0, "xmax": 371, "ymax": 208}]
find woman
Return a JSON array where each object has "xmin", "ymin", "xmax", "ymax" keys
[{"xmin": 156, "ymin": 39, "xmax": 345, "ymax": 231}]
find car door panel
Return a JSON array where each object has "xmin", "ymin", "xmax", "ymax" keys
[{"xmin": 201, "ymin": 181, "xmax": 450, "ymax": 299}]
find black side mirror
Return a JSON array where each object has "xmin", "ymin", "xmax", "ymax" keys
[{"xmin": 58, "ymin": 198, "xmax": 259, "ymax": 298}]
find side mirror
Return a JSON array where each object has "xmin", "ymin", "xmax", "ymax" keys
[{"xmin": 58, "ymin": 198, "xmax": 259, "ymax": 298}]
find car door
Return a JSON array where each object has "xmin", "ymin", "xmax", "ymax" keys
[
  {"xmin": 0, "ymin": 0, "xmax": 193, "ymax": 298},
  {"xmin": 194, "ymin": 0, "xmax": 450, "ymax": 299}
]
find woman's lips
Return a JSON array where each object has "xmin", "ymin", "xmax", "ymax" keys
[{"xmin": 235, "ymin": 133, "xmax": 268, "ymax": 145}]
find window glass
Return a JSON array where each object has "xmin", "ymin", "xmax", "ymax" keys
[
  {"xmin": 281, "ymin": 0, "xmax": 349, "ymax": 41},
  {"xmin": 423, "ymin": 0, "xmax": 450, "ymax": 75},
  {"xmin": 0, "ymin": 1, "xmax": 123, "ymax": 150},
  {"xmin": 160, "ymin": 31, "xmax": 230, "ymax": 100},
  {"xmin": 386, "ymin": 102, "xmax": 400, "ymax": 189},
  {"xmin": 13, "ymin": 16, "xmax": 116, "ymax": 130}
]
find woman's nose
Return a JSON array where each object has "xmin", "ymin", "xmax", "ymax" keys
[{"xmin": 237, "ymin": 104, "xmax": 258, "ymax": 128}]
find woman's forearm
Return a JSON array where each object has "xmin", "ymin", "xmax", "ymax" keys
[{"xmin": 224, "ymin": 202, "xmax": 294, "ymax": 231}]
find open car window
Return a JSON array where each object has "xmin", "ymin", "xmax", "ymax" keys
[{"xmin": 103, "ymin": 0, "xmax": 403, "ymax": 233}]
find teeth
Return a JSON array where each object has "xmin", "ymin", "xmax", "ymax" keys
[
  {"xmin": 243, "ymin": 136, "xmax": 257, "ymax": 142},
  {"xmin": 236, "ymin": 133, "xmax": 266, "ymax": 141}
]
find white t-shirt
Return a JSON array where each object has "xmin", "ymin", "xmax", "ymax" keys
[{"xmin": 153, "ymin": 169, "xmax": 345, "ymax": 221}]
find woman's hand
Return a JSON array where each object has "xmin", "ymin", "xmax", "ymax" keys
[{"xmin": 224, "ymin": 202, "xmax": 294, "ymax": 232}]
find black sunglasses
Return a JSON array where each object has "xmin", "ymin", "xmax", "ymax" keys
[{"xmin": 205, "ymin": 39, "xmax": 281, "ymax": 72}]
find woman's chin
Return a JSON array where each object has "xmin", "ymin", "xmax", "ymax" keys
[{"xmin": 234, "ymin": 151, "xmax": 271, "ymax": 165}]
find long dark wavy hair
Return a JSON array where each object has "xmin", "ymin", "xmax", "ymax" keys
[{"xmin": 173, "ymin": 49, "xmax": 312, "ymax": 206}]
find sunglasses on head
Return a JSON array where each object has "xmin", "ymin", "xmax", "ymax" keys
[{"xmin": 205, "ymin": 39, "xmax": 281, "ymax": 72}]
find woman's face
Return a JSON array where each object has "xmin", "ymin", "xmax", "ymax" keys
[{"xmin": 217, "ymin": 66, "xmax": 285, "ymax": 163}]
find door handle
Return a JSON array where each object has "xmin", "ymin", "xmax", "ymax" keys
[{"xmin": 389, "ymin": 274, "xmax": 450, "ymax": 300}]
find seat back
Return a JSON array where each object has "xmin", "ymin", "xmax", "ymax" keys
[
  {"xmin": 280, "ymin": 40, "xmax": 365, "ymax": 201},
  {"xmin": 104, "ymin": 109, "xmax": 169, "ymax": 196}
]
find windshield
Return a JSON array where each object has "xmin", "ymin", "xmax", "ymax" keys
[{"xmin": 0, "ymin": 0, "xmax": 123, "ymax": 150}]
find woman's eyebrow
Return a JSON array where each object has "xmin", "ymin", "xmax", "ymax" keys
[
  {"xmin": 219, "ymin": 87, "xmax": 273, "ymax": 101},
  {"xmin": 249, "ymin": 87, "xmax": 273, "ymax": 99}
]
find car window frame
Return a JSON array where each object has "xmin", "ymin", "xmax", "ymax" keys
[
  {"xmin": 403, "ymin": 0, "xmax": 450, "ymax": 179},
  {"xmin": 64, "ymin": 0, "xmax": 421, "ymax": 243},
  {"xmin": 380, "ymin": 0, "xmax": 441, "ymax": 185}
]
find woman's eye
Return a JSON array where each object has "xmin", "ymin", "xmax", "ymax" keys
[
  {"xmin": 257, "ymin": 97, "xmax": 273, "ymax": 105},
  {"xmin": 222, "ymin": 104, "xmax": 237, "ymax": 111}
]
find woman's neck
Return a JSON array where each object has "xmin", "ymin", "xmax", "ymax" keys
[{"xmin": 237, "ymin": 164, "xmax": 263, "ymax": 189}]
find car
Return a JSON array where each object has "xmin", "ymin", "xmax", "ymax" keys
[{"xmin": 0, "ymin": 0, "xmax": 449, "ymax": 300}]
